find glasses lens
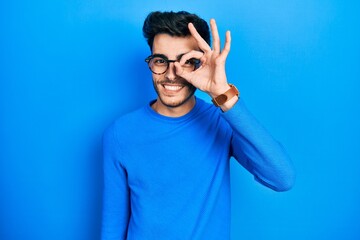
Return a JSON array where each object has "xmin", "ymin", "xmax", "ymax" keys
[
  {"xmin": 149, "ymin": 57, "xmax": 168, "ymax": 74},
  {"xmin": 183, "ymin": 58, "xmax": 201, "ymax": 72},
  {"xmin": 146, "ymin": 56, "xmax": 201, "ymax": 74}
]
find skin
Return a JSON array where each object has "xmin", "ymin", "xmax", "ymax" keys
[
  {"xmin": 151, "ymin": 34, "xmax": 199, "ymax": 116},
  {"xmin": 151, "ymin": 19, "xmax": 238, "ymax": 117}
]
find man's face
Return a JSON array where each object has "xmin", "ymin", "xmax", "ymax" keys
[{"xmin": 151, "ymin": 34, "xmax": 199, "ymax": 109}]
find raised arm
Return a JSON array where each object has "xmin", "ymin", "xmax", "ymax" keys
[
  {"xmin": 174, "ymin": 19, "xmax": 238, "ymax": 112},
  {"xmin": 175, "ymin": 18, "xmax": 295, "ymax": 191},
  {"xmin": 223, "ymin": 100, "xmax": 295, "ymax": 191}
]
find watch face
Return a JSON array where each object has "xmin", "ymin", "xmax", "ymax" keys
[
  {"xmin": 212, "ymin": 84, "xmax": 239, "ymax": 107},
  {"xmin": 216, "ymin": 94, "xmax": 228, "ymax": 105}
]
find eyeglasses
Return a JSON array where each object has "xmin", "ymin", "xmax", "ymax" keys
[{"xmin": 145, "ymin": 54, "xmax": 201, "ymax": 75}]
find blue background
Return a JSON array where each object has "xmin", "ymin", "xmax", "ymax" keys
[{"xmin": 1, "ymin": 1, "xmax": 359, "ymax": 239}]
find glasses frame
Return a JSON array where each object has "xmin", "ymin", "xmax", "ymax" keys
[{"xmin": 145, "ymin": 54, "xmax": 200, "ymax": 75}]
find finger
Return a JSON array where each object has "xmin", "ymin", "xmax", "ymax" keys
[
  {"xmin": 178, "ymin": 50, "xmax": 204, "ymax": 65},
  {"xmin": 188, "ymin": 23, "xmax": 212, "ymax": 53},
  {"xmin": 174, "ymin": 62, "xmax": 194, "ymax": 83},
  {"xmin": 219, "ymin": 30, "xmax": 231, "ymax": 61},
  {"xmin": 210, "ymin": 19, "xmax": 220, "ymax": 54}
]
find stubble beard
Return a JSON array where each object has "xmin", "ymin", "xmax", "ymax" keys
[{"xmin": 152, "ymin": 78, "xmax": 197, "ymax": 108}]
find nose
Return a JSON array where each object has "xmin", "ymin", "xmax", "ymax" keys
[{"xmin": 165, "ymin": 62, "xmax": 177, "ymax": 80}]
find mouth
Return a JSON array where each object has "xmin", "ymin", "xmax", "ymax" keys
[{"xmin": 162, "ymin": 84, "xmax": 185, "ymax": 93}]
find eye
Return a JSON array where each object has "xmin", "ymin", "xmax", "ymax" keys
[
  {"xmin": 184, "ymin": 59, "xmax": 193, "ymax": 65},
  {"xmin": 184, "ymin": 58, "xmax": 200, "ymax": 67},
  {"xmin": 152, "ymin": 57, "xmax": 167, "ymax": 66}
]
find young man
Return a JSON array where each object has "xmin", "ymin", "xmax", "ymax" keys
[{"xmin": 102, "ymin": 11, "xmax": 295, "ymax": 240}]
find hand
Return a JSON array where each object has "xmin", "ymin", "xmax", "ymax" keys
[{"xmin": 174, "ymin": 19, "xmax": 232, "ymax": 98}]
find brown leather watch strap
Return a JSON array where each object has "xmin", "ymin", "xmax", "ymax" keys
[{"xmin": 211, "ymin": 84, "xmax": 239, "ymax": 107}]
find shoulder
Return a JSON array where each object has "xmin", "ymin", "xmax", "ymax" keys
[
  {"xmin": 104, "ymin": 105, "xmax": 149, "ymax": 144},
  {"xmin": 190, "ymin": 98, "xmax": 233, "ymax": 135},
  {"xmin": 195, "ymin": 97, "xmax": 219, "ymax": 116},
  {"xmin": 114, "ymin": 106, "xmax": 147, "ymax": 127},
  {"xmin": 195, "ymin": 97, "xmax": 226, "ymax": 122}
]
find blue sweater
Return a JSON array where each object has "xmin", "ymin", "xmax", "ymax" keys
[{"xmin": 101, "ymin": 98, "xmax": 295, "ymax": 240}]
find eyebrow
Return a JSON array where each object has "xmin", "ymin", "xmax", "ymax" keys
[{"xmin": 152, "ymin": 52, "xmax": 188, "ymax": 60}]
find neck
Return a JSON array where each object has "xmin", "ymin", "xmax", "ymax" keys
[{"xmin": 151, "ymin": 96, "xmax": 196, "ymax": 117}]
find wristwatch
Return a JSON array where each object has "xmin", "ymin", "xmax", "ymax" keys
[{"xmin": 211, "ymin": 84, "xmax": 239, "ymax": 107}]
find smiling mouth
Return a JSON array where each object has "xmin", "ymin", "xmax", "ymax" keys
[{"xmin": 162, "ymin": 84, "xmax": 184, "ymax": 91}]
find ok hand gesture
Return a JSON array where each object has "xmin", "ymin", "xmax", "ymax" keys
[{"xmin": 174, "ymin": 19, "xmax": 232, "ymax": 99}]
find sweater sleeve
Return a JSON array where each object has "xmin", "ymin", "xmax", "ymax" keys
[
  {"xmin": 222, "ymin": 99, "xmax": 296, "ymax": 191},
  {"xmin": 101, "ymin": 125, "xmax": 130, "ymax": 240}
]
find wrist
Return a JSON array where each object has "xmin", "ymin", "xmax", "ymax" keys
[
  {"xmin": 219, "ymin": 95, "xmax": 239, "ymax": 112},
  {"xmin": 211, "ymin": 84, "xmax": 240, "ymax": 111},
  {"xmin": 209, "ymin": 85, "xmax": 231, "ymax": 99}
]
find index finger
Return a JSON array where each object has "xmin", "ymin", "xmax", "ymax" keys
[
  {"xmin": 188, "ymin": 23, "xmax": 212, "ymax": 53},
  {"xmin": 178, "ymin": 50, "xmax": 204, "ymax": 65}
]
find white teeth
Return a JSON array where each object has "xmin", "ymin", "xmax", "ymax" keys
[{"xmin": 164, "ymin": 85, "xmax": 183, "ymax": 91}]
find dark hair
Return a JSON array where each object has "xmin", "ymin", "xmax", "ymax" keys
[{"xmin": 142, "ymin": 11, "xmax": 210, "ymax": 51}]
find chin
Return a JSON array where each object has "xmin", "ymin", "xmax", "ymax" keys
[{"xmin": 158, "ymin": 87, "xmax": 196, "ymax": 108}]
